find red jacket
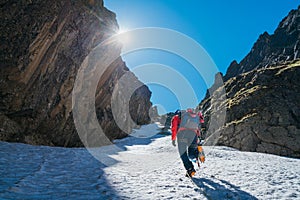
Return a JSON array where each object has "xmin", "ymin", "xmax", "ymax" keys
[{"xmin": 171, "ymin": 112, "xmax": 204, "ymax": 141}]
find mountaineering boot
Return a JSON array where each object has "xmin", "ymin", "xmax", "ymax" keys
[
  {"xmin": 198, "ymin": 145, "xmax": 205, "ymax": 163},
  {"xmin": 186, "ymin": 168, "xmax": 196, "ymax": 177}
]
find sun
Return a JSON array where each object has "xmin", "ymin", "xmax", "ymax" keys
[
  {"xmin": 116, "ymin": 28, "xmax": 131, "ymax": 45},
  {"xmin": 117, "ymin": 27, "xmax": 129, "ymax": 35}
]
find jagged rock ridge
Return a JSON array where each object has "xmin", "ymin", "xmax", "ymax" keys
[
  {"xmin": 200, "ymin": 6, "xmax": 300, "ymax": 157},
  {"xmin": 0, "ymin": 0, "xmax": 152, "ymax": 147},
  {"xmin": 225, "ymin": 6, "xmax": 300, "ymax": 81}
]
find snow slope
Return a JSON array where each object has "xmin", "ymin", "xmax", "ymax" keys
[{"xmin": 1, "ymin": 124, "xmax": 299, "ymax": 199}]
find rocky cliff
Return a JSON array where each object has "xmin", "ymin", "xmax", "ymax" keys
[
  {"xmin": 0, "ymin": 0, "xmax": 152, "ymax": 147},
  {"xmin": 200, "ymin": 6, "xmax": 300, "ymax": 157}
]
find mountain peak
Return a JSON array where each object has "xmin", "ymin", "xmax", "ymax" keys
[
  {"xmin": 224, "ymin": 6, "xmax": 300, "ymax": 81},
  {"xmin": 277, "ymin": 6, "xmax": 300, "ymax": 31}
]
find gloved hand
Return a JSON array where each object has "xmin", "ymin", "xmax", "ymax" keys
[
  {"xmin": 172, "ymin": 140, "xmax": 176, "ymax": 147},
  {"xmin": 199, "ymin": 139, "xmax": 205, "ymax": 145},
  {"xmin": 201, "ymin": 127, "xmax": 207, "ymax": 139}
]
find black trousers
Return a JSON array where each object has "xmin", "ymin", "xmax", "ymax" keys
[{"xmin": 177, "ymin": 130, "xmax": 198, "ymax": 171}]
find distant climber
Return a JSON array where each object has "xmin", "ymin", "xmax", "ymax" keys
[{"xmin": 171, "ymin": 108, "xmax": 206, "ymax": 177}]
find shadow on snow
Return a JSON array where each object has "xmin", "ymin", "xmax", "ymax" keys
[
  {"xmin": 192, "ymin": 177, "xmax": 258, "ymax": 200},
  {"xmin": 0, "ymin": 123, "xmax": 172, "ymax": 199},
  {"xmin": 0, "ymin": 142, "xmax": 120, "ymax": 199},
  {"xmin": 0, "ymin": 124, "xmax": 169, "ymax": 199}
]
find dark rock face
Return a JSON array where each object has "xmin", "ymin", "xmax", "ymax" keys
[
  {"xmin": 200, "ymin": 7, "xmax": 300, "ymax": 157},
  {"xmin": 224, "ymin": 7, "xmax": 300, "ymax": 81},
  {"xmin": 220, "ymin": 61, "xmax": 300, "ymax": 157},
  {"xmin": 0, "ymin": 0, "xmax": 152, "ymax": 147}
]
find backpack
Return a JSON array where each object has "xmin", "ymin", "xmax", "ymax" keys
[{"xmin": 179, "ymin": 110, "xmax": 200, "ymax": 130}]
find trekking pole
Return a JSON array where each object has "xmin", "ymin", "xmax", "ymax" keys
[{"xmin": 196, "ymin": 158, "xmax": 201, "ymax": 169}]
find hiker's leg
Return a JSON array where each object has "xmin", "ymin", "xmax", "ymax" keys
[
  {"xmin": 187, "ymin": 131, "xmax": 198, "ymax": 160},
  {"xmin": 177, "ymin": 132, "xmax": 194, "ymax": 170}
]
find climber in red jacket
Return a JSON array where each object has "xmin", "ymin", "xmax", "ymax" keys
[{"xmin": 171, "ymin": 108, "xmax": 205, "ymax": 177}]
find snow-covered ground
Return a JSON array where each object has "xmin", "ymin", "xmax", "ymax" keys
[{"xmin": 1, "ymin": 124, "xmax": 299, "ymax": 199}]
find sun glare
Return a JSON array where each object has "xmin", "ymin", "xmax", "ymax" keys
[
  {"xmin": 117, "ymin": 28, "xmax": 128, "ymax": 34},
  {"xmin": 116, "ymin": 28, "xmax": 131, "ymax": 45}
]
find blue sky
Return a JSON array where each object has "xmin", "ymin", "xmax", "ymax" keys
[{"xmin": 104, "ymin": 0, "xmax": 299, "ymax": 114}]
